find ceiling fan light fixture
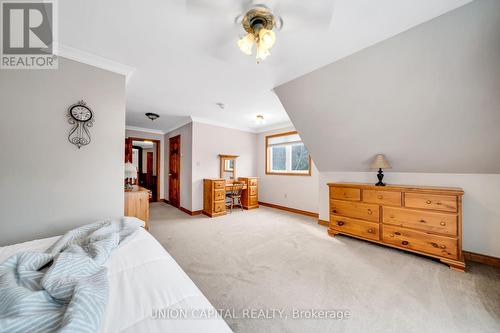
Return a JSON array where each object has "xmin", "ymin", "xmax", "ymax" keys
[
  {"xmin": 256, "ymin": 115, "xmax": 265, "ymax": 125},
  {"xmin": 237, "ymin": 6, "xmax": 278, "ymax": 63}
]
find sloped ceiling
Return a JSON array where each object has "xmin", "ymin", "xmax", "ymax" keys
[
  {"xmin": 275, "ymin": 0, "xmax": 500, "ymax": 174},
  {"xmin": 59, "ymin": 0, "xmax": 471, "ymax": 133}
]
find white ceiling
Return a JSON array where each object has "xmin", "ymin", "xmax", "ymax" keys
[{"xmin": 58, "ymin": 0, "xmax": 472, "ymax": 133}]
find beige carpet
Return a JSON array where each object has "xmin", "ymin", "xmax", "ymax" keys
[{"xmin": 149, "ymin": 202, "xmax": 500, "ymax": 333}]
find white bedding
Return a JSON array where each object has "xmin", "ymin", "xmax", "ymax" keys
[{"xmin": 0, "ymin": 226, "xmax": 233, "ymax": 333}]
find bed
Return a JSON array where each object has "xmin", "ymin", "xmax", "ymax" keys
[{"xmin": 0, "ymin": 224, "xmax": 233, "ymax": 333}]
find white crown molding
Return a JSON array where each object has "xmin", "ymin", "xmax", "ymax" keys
[
  {"xmin": 127, "ymin": 118, "xmax": 294, "ymax": 136},
  {"xmin": 54, "ymin": 43, "xmax": 135, "ymax": 80},
  {"xmin": 254, "ymin": 121, "xmax": 294, "ymax": 133},
  {"xmin": 190, "ymin": 116, "xmax": 259, "ymax": 133},
  {"xmin": 126, "ymin": 126, "xmax": 165, "ymax": 135}
]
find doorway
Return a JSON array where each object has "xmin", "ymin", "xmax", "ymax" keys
[
  {"xmin": 168, "ymin": 135, "xmax": 181, "ymax": 208},
  {"xmin": 125, "ymin": 137, "xmax": 161, "ymax": 202}
]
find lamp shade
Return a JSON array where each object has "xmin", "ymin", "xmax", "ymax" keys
[
  {"xmin": 124, "ymin": 162, "xmax": 137, "ymax": 179},
  {"xmin": 370, "ymin": 154, "xmax": 391, "ymax": 169}
]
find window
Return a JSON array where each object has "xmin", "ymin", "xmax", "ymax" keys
[{"xmin": 266, "ymin": 131, "xmax": 311, "ymax": 175}]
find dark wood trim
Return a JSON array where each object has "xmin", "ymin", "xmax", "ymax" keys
[
  {"xmin": 318, "ymin": 219, "xmax": 329, "ymax": 227},
  {"xmin": 179, "ymin": 206, "xmax": 202, "ymax": 216},
  {"xmin": 265, "ymin": 130, "xmax": 312, "ymax": 176},
  {"xmin": 127, "ymin": 137, "xmax": 161, "ymax": 202},
  {"xmin": 258, "ymin": 201, "xmax": 318, "ymax": 218},
  {"xmin": 463, "ymin": 251, "xmax": 500, "ymax": 268}
]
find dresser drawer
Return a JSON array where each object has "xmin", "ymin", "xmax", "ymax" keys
[
  {"xmin": 330, "ymin": 215, "xmax": 379, "ymax": 241},
  {"xmin": 248, "ymin": 178, "xmax": 258, "ymax": 186},
  {"xmin": 214, "ymin": 189, "xmax": 226, "ymax": 202},
  {"xmin": 330, "ymin": 199, "xmax": 379, "ymax": 222},
  {"xmin": 330, "ymin": 187, "xmax": 360, "ymax": 201},
  {"xmin": 382, "ymin": 225, "xmax": 458, "ymax": 259},
  {"xmin": 363, "ymin": 190, "xmax": 401, "ymax": 206},
  {"xmin": 214, "ymin": 181, "xmax": 226, "ymax": 190},
  {"xmin": 214, "ymin": 201, "xmax": 225, "ymax": 213},
  {"xmin": 249, "ymin": 186, "xmax": 258, "ymax": 196},
  {"xmin": 383, "ymin": 207, "xmax": 457, "ymax": 236},
  {"xmin": 249, "ymin": 196, "xmax": 258, "ymax": 206},
  {"xmin": 405, "ymin": 193, "xmax": 457, "ymax": 213}
]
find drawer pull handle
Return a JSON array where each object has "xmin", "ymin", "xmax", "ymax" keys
[
  {"xmin": 395, "ymin": 232, "xmax": 401, "ymax": 236},
  {"xmin": 426, "ymin": 200, "xmax": 432, "ymax": 204},
  {"xmin": 439, "ymin": 244, "xmax": 446, "ymax": 249},
  {"xmin": 440, "ymin": 222, "xmax": 446, "ymax": 226},
  {"xmin": 419, "ymin": 219, "xmax": 426, "ymax": 223},
  {"xmin": 367, "ymin": 209, "xmax": 373, "ymax": 215},
  {"xmin": 389, "ymin": 233, "xmax": 395, "ymax": 238},
  {"xmin": 367, "ymin": 228, "xmax": 375, "ymax": 234},
  {"xmin": 377, "ymin": 195, "xmax": 383, "ymax": 199},
  {"xmin": 402, "ymin": 241, "xmax": 409, "ymax": 246},
  {"xmin": 332, "ymin": 210, "xmax": 337, "ymax": 214},
  {"xmin": 337, "ymin": 221, "xmax": 345, "ymax": 226}
]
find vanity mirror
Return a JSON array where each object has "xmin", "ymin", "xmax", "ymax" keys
[{"xmin": 219, "ymin": 154, "xmax": 239, "ymax": 180}]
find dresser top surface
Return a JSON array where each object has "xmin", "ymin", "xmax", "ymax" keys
[
  {"xmin": 328, "ymin": 182, "xmax": 464, "ymax": 195},
  {"xmin": 125, "ymin": 186, "xmax": 151, "ymax": 193}
]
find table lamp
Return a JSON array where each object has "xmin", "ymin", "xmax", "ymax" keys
[
  {"xmin": 124, "ymin": 162, "xmax": 137, "ymax": 189},
  {"xmin": 370, "ymin": 154, "xmax": 391, "ymax": 186}
]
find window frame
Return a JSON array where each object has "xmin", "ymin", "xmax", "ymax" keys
[{"xmin": 265, "ymin": 131, "xmax": 312, "ymax": 176}]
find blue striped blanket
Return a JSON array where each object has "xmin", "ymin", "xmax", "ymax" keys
[{"xmin": 0, "ymin": 217, "xmax": 143, "ymax": 333}]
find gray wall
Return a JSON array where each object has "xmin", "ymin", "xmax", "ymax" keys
[
  {"xmin": 0, "ymin": 57, "xmax": 126, "ymax": 246},
  {"xmin": 275, "ymin": 0, "xmax": 500, "ymax": 174},
  {"xmin": 274, "ymin": 0, "xmax": 500, "ymax": 257}
]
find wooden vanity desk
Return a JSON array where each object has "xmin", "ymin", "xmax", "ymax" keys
[{"xmin": 203, "ymin": 177, "xmax": 259, "ymax": 217}]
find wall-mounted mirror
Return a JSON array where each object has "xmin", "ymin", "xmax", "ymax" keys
[{"xmin": 219, "ymin": 154, "xmax": 238, "ymax": 180}]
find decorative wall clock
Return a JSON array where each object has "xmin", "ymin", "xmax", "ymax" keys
[{"xmin": 67, "ymin": 100, "xmax": 94, "ymax": 149}]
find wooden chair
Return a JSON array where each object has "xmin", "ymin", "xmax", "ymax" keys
[{"xmin": 226, "ymin": 182, "xmax": 244, "ymax": 213}]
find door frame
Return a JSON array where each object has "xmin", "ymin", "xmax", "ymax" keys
[
  {"xmin": 127, "ymin": 137, "xmax": 161, "ymax": 202},
  {"xmin": 168, "ymin": 135, "xmax": 181, "ymax": 208}
]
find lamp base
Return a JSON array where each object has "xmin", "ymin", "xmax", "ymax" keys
[{"xmin": 375, "ymin": 168, "xmax": 386, "ymax": 186}]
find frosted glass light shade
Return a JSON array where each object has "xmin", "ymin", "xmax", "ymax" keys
[
  {"xmin": 370, "ymin": 154, "xmax": 391, "ymax": 169},
  {"xmin": 256, "ymin": 44, "xmax": 270, "ymax": 61},
  {"xmin": 238, "ymin": 33, "xmax": 254, "ymax": 55},
  {"xmin": 259, "ymin": 28, "xmax": 276, "ymax": 48},
  {"xmin": 125, "ymin": 162, "xmax": 137, "ymax": 179}
]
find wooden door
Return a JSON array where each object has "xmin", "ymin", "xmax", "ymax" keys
[
  {"xmin": 146, "ymin": 152, "xmax": 156, "ymax": 201},
  {"xmin": 125, "ymin": 138, "xmax": 132, "ymax": 162},
  {"xmin": 169, "ymin": 135, "xmax": 181, "ymax": 208}
]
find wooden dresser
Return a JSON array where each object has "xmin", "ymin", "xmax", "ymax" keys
[
  {"xmin": 328, "ymin": 183, "xmax": 465, "ymax": 271},
  {"xmin": 124, "ymin": 186, "xmax": 151, "ymax": 230},
  {"xmin": 203, "ymin": 177, "xmax": 259, "ymax": 218}
]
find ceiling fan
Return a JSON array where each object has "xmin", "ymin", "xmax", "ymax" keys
[{"xmin": 179, "ymin": 0, "xmax": 335, "ymax": 63}]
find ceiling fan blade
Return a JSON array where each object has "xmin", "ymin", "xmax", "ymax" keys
[
  {"xmin": 274, "ymin": 0, "xmax": 335, "ymax": 31},
  {"xmin": 176, "ymin": 0, "xmax": 253, "ymax": 15}
]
